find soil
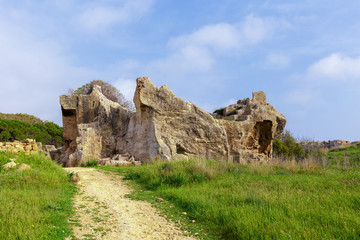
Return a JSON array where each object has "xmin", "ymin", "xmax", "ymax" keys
[{"xmin": 65, "ymin": 167, "xmax": 197, "ymax": 240}]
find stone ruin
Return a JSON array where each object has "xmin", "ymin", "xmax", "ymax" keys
[{"xmin": 58, "ymin": 77, "xmax": 286, "ymax": 167}]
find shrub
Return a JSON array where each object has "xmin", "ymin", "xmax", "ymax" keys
[
  {"xmin": 0, "ymin": 119, "xmax": 63, "ymax": 147},
  {"xmin": 71, "ymin": 80, "xmax": 135, "ymax": 111}
]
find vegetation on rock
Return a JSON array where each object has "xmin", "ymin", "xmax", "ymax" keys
[
  {"xmin": 71, "ymin": 80, "xmax": 134, "ymax": 111},
  {"xmin": 0, "ymin": 118, "xmax": 63, "ymax": 147},
  {"xmin": 0, "ymin": 152, "xmax": 76, "ymax": 240}
]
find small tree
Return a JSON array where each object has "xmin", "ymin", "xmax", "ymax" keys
[
  {"xmin": 272, "ymin": 130, "xmax": 306, "ymax": 160},
  {"xmin": 73, "ymin": 80, "xmax": 135, "ymax": 111}
]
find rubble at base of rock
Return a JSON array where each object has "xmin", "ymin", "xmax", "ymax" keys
[
  {"xmin": 58, "ymin": 77, "xmax": 287, "ymax": 167},
  {"xmin": 0, "ymin": 139, "xmax": 62, "ymax": 158},
  {"xmin": 98, "ymin": 153, "xmax": 141, "ymax": 166}
]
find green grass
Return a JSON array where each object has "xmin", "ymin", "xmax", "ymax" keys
[
  {"xmin": 327, "ymin": 142, "xmax": 360, "ymax": 166},
  {"xmin": 0, "ymin": 152, "xmax": 76, "ymax": 240},
  {"xmin": 99, "ymin": 159, "xmax": 360, "ymax": 240}
]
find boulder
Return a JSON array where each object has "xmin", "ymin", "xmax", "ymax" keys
[
  {"xmin": 17, "ymin": 163, "xmax": 31, "ymax": 171},
  {"xmin": 70, "ymin": 172, "xmax": 80, "ymax": 184},
  {"xmin": 2, "ymin": 161, "xmax": 17, "ymax": 171}
]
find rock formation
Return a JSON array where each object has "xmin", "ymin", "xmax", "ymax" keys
[
  {"xmin": 0, "ymin": 139, "xmax": 39, "ymax": 154},
  {"xmin": 213, "ymin": 91, "xmax": 287, "ymax": 162},
  {"xmin": 0, "ymin": 139, "xmax": 62, "ymax": 159},
  {"xmin": 59, "ymin": 77, "xmax": 286, "ymax": 166},
  {"xmin": 60, "ymin": 85, "xmax": 131, "ymax": 167},
  {"xmin": 300, "ymin": 140, "xmax": 353, "ymax": 150}
]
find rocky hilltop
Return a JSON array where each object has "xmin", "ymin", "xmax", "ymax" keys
[{"xmin": 59, "ymin": 77, "xmax": 286, "ymax": 167}]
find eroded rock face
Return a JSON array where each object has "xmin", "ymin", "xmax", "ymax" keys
[
  {"xmin": 120, "ymin": 77, "xmax": 229, "ymax": 162},
  {"xmin": 59, "ymin": 85, "xmax": 132, "ymax": 167},
  {"xmin": 59, "ymin": 77, "xmax": 286, "ymax": 166},
  {"xmin": 214, "ymin": 91, "xmax": 287, "ymax": 163}
]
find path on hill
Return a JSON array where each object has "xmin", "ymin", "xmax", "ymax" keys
[{"xmin": 64, "ymin": 167, "xmax": 197, "ymax": 240}]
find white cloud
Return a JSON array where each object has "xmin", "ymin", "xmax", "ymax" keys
[
  {"xmin": 284, "ymin": 90, "xmax": 319, "ymax": 105},
  {"xmin": 284, "ymin": 53, "xmax": 360, "ymax": 107},
  {"xmin": 265, "ymin": 53, "xmax": 291, "ymax": 69},
  {"xmin": 242, "ymin": 14, "xmax": 272, "ymax": 44},
  {"xmin": 76, "ymin": 0, "xmax": 155, "ymax": 33},
  {"xmin": 169, "ymin": 23, "xmax": 242, "ymax": 51},
  {"xmin": 306, "ymin": 53, "xmax": 360, "ymax": 82},
  {"xmin": 148, "ymin": 15, "xmax": 280, "ymax": 80},
  {"xmin": 0, "ymin": 17, "xmax": 95, "ymax": 124},
  {"xmin": 169, "ymin": 15, "xmax": 276, "ymax": 52}
]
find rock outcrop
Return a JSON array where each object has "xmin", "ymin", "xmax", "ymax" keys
[
  {"xmin": 60, "ymin": 85, "xmax": 132, "ymax": 167},
  {"xmin": 213, "ymin": 91, "xmax": 287, "ymax": 162},
  {"xmin": 59, "ymin": 77, "xmax": 286, "ymax": 166},
  {"xmin": 0, "ymin": 139, "xmax": 39, "ymax": 154},
  {"xmin": 300, "ymin": 140, "xmax": 352, "ymax": 150},
  {"xmin": 121, "ymin": 77, "xmax": 229, "ymax": 162}
]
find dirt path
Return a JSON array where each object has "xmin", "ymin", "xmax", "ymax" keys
[{"xmin": 65, "ymin": 168, "xmax": 197, "ymax": 240}]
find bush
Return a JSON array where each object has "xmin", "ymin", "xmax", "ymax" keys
[
  {"xmin": 0, "ymin": 119, "xmax": 63, "ymax": 147},
  {"xmin": 72, "ymin": 80, "xmax": 135, "ymax": 111}
]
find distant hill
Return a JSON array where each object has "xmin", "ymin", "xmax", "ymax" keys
[
  {"xmin": 327, "ymin": 142, "xmax": 360, "ymax": 166},
  {"xmin": 0, "ymin": 113, "xmax": 43, "ymax": 124},
  {"xmin": 0, "ymin": 113, "xmax": 63, "ymax": 147}
]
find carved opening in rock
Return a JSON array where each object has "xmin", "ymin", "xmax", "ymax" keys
[
  {"xmin": 231, "ymin": 154, "xmax": 240, "ymax": 163},
  {"xmin": 246, "ymin": 120, "xmax": 273, "ymax": 156},
  {"xmin": 62, "ymin": 108, "xmax": 76, "ymax": 117},
  {"xmin": 64, "ymin": 139, "xmax": 71, "ymax": 148},
  {"xmin": 176, "ymin": 144, "xmax": 186, "ymax": 154},
  {"xmin": 61, "ymin": 107, "xmax": 77, "ymax": 144}
]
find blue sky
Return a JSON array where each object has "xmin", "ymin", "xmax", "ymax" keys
[{"xmin": 0, "ymin": 0, "xmax": 359, "ymax": 141}]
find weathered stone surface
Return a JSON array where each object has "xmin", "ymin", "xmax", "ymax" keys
[
  {"xmin": 59, "ymin": 85, "xmax": 132, "ymax": 167},
  {"xmin": 70, "ymin": 172, "xmax": 80, "ymax": 184},
  {"xmin": 213, "ymin": 92, "xmax": 287, "ymax": 163},
  {"xmin": 300, "ymin": 140, "xmax": 352, "ymax": 149},
  {"xmin": 58, "ymin": 77, "xmax": 287, "ymax": 166},
  {"xmin": 121, "ymin": 77, "xmax": 229, "ymax": 162},
  {"xmin": 2, "ymin": 161, "xmax": 17, "ymax": 171},
  {"xmin": 0, "ymin": 139, "xmax": 40, "ymax": 154},
  {"xmin": 17, "ymin": 163, "xmax": 31, "ymax": 171}
]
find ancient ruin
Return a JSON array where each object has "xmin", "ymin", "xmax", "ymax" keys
[{"xmin": 59, "ymin": 77, "xmax": 286, "ymax": 167}]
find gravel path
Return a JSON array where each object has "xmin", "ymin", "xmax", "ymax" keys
[{"xmin": 65, "ymin": 167, "xmax": 197, "ymax": 240}]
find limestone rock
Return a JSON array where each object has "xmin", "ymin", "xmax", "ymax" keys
[
  {"xmin": 2, "ymin": 161, "xmax": 17, "ymax": 171},
  {"xmin": 300, "ymin": 140, "xmax": 352, "ymax": 150},
  {"xmin": 17, "ymin": 163, "xmax": 31, "ymax": 171},
  {"xmin": 58, "ymin": 77, "xmax": 286, "ymax": 166},
  {"xmin": 59, "ymin": 85, "xmax": 132, "ymax": 167},
  {"xmin": 214, "ymin": 91, "xmax": 286, "ymax": 163},
  {"xmin": 122, "ymin": 77, "xmax": 229, "ymax": 162},
  {"xmin": 70, "ymin": 172, "xmax": 80, "ymax": 184}
]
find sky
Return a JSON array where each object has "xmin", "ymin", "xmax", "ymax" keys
[{"xmin": 0, "ymin": 0, "xmax": 359, "ymax": 141}]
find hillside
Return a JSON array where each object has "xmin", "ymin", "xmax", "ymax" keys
[
  {"xmin": 0, "ymin": 117, "xmax": 63, "ymax": 147},
  {"xmin": 0, "ymin": 113, "xmax": 43, "ymax": 124},
  {"xmin": 327, "ymin": 142, "xmax": 360, "ymax": 166}
]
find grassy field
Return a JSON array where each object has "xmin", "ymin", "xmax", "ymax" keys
[
  {"xmin": 0, "ymin": 152, "xmax": 76, "ymax": 240},
  {"xmin": 327, "ymin": 142, "xmax": 360, "ymax": 166},
  {"xmin": 100, "ymin": 159, "xmax": 360, "ymax": 240}
]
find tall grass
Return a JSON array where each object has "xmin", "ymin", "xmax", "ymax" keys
[
  {"xmin": 327, "ymin": 142, "xmax": 360, "ymax": 167},
  {"xmin": 0, "ymin": 152, "xmax": 76, "ymax": 240},
  {"xmin": 121, "ymin": 159, "xmax": 360, "ymax": 239}
]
